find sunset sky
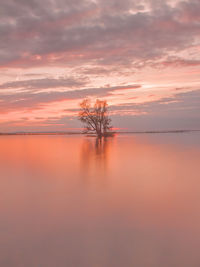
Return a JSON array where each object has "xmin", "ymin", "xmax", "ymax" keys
[{"xmin": 0, "ymin": 0, "xmax": 200, "ymax": 132}]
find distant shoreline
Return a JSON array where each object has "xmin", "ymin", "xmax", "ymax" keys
[{"xmin": 0, "ymin": 130, "xmax": 199, "ymax": 136}]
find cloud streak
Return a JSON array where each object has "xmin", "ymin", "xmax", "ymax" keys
[
  {"xmin": 0, "ymin": 77, "xmax": 88, "ymax": 90},
  {"xmin": 0, "ymin": 84, "xmax": 141, "ymax": 113}
]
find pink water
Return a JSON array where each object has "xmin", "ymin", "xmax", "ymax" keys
[{"xmin": 0, "ymin": 133, "xmax": 200, "ymax": 267}]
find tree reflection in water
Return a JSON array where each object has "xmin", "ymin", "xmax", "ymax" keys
[{"xmin": 80, "ymin": 137, "xmax": 112, "ymax": 182}]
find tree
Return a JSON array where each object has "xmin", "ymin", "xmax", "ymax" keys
[{"xmin": 79, "ymin": 99, "xmax": 112, "ymax": 138}]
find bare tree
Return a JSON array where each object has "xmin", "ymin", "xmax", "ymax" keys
[{"xmin": 79, "ymin": 99, "xmax": 112, "ymax": 138}]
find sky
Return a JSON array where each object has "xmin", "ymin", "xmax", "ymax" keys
[{"xmin": 0, "ymin": 0, "xmax": 200, "ymax": 132}]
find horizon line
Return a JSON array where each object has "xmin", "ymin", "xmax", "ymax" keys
[{"xmin": 0, "ymin": 129, "xmax": 200, "ymax": 136}]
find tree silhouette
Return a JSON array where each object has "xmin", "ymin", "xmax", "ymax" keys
[{"xmin": 79, "ymin": 99, "xmax": 112, "ymax": 138}]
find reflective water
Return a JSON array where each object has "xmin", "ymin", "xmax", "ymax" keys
[{"xmin": 0, "ymin": 133, "xmax": 200, "ymax": 267}]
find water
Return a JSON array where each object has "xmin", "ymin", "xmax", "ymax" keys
[{"xmin": 0, "ymin": 133, "xmax": 200, "ymax": 267}]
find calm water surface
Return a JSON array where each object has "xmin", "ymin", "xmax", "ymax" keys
[{"xmin": 0, "ymin": 133, "xmax": 200, "ymax": 267}]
